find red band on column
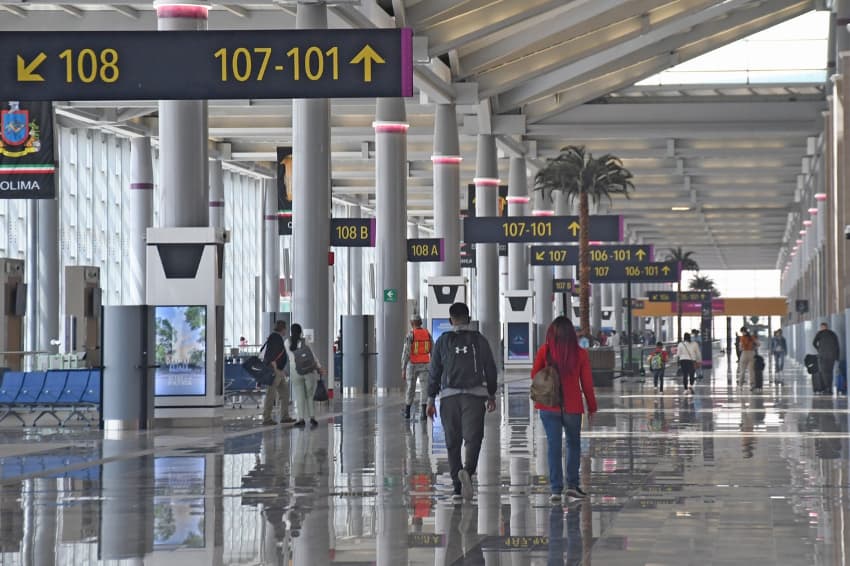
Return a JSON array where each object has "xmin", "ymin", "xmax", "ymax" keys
[
  {"xmin": 506, "ymin": 196, "xmax": 529, "ymax": 204},
  {"xmin": 431, "ymin": 155, "xmax": 462, "ymax": 164},
  {"xmin": 473, "ymin": 177, "xmax": 500, "ymax": 186},
  {"xmin": 156, "ymin": 4, "xmax": 209, "ymax": 19},
  {"xmin": 372, "ymin": 121, "xmax": 409, "ymax": 133}
]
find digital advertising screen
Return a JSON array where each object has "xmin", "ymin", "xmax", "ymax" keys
[
  {"xmin": 431, "ymin": 318, "xmax": 453, "ymax": 344},
  {"xmin": 153, "ymin": 457, "xmax": 205, "ymax": 549},
  {"xmin": 155, "ymin": 306, "xmax": 207, "ymax": 396},
  {"xmin": 507, "ymin": 322, "xmax": 531, "ymax": 361}
]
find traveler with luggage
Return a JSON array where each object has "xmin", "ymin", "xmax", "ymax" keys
[
  {"xmin": 530, "ymin": 316, "xmax": 598, "ymax": 503},
  {"xmin": 769, "ymin": 330, "xmax": 787, "ymax": 373},
  {"xmin": 285, "ymin": 323, "xmax": 325, "ymax": 428},
  {"xmin": 692, "ymin": 329, "xmax": 704, "ymax": 380},
  {"xmin": 813, "ymin": 322, "xmax": 840, "ymax": 395},
  {"xmin": 753, "ymin": 349, "xmax": 765, "ymax": 391},
  {"xmin": 426, "ymin": 302, "xmax": 498, "ymax": 502},
  {"xmin": 737, "ymin": 327, "xmax": 759, "ymax": 388},
  {"xmin": 676, "ymin": 333, "xmax": 700, "ymax": 395},
  {"xmin": 401, "ymin": 314, "xmax": 433, "ymax": 421},
  {"xmin": 261, "ymin": 320, "xmax": 296, "ymax": 426},
  {"xmin": 647, "ymin": 342, "xmax": 668, "ymax": 392}
]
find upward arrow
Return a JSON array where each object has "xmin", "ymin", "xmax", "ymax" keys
[
  {"xmin": 662, "ymin": 266, "xmax": 670, "ymax": 275},
  {"xmin": 350, "ymin": 45, "xmax": 385, "ymax": 82},
  {"xmin": 568, "ymin": 221, "xmax": 580, "ymax": 237},
  {"xmin": 17, "ymin": 53, "xmax": 46, "ymax": 82},
  {"xmin": 636, "ymin": 249, "xmax": 646, "ymax": 260}
]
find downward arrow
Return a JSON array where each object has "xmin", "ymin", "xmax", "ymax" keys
[
  {"xmin": 535, "ymin": 251, "xmax": 545, "ymax": 261},
  {"xmin": 17, "ymin": 53, "xmax": 46, "ymax": 82}
]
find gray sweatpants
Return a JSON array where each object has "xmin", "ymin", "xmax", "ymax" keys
[
  {"xmin": 405, "ymin": 363, "xmax": 429, "ymax": 406},
  {"xmin": 440, "ymin": 394, "xmax": 487, "ymax": 488}
]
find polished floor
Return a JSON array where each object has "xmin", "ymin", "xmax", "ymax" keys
[{"xmin": 0, "ymin": 356, "xmax": 847, "ymax": 565}]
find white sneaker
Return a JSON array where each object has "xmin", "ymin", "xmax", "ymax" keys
[{"xmin": 458, "ymin": 469, "xmax": 474, "ymax": 502}]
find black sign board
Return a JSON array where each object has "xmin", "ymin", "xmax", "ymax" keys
[
  {"xmin": 553, "ymin": 278, "xmax": 574, "ymax": 293},
  {"xmin": 463, "ymin": 215, "xmax": 622, "ymax": 244},
  {"xmin": 589, "ymin": 261, "xmax": 680, "ymax": 283},
  {"xmin": 648, "ymin": 291, "xmax": 711, "ymax": 302},
  {"xmin": 407, "ymin": 533, "xmax": 446, "ymax": 548},
  {"xmin": 530, "ymin": 244, "xmax": 652, "ymax": 266},
  {"xmin": 0, "ymin": 101, "xmax": 55, "ymax": 199},
  {"xmin": 622, "ymin": 298, "xmax": 645, "ymax": 309},
  {"xmin": 330, "ymin": 218, "xmax": 375, "ymax": 247},
  {"xmin": 465, "ymin": 184, "xmax": 509, "ymax": 256},
  {"xmin": 0, "ymin": 29, "xmax": 413, "ymax": 100},
  {"xmin": 276, "ymin": 147, "xmax": 292, "ymax": 235},
  {"xmin": 460, "ymin": 253, "xmax": 476, "ymax": 268},
  {"xmin": 795, "ymin": 300, "xmax": 809, "ymax": 314},
  {"xmin": 407, "ymin": 238, "xmax": 444, "ymax": 262},
  {"xmin": 648, "ymin": 291, "xmax": 676, "ymax": 302}
]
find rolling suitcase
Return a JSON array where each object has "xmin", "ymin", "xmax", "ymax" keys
[
  {"xmin": 753, "ymin": 354, "xmax": 764, "ymax": 389},
  {"xmin": 812, "ymin": 371, "xmax": 825, "ymax": 394}
]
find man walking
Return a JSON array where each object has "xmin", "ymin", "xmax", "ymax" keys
[
  {"xmin": 813, "ymin": 322, "xmax": 840, "ymax": 395},
  {"xmin": 427, "ymin": 303, "xmax": 498, "ymax": 501},
  {"xmin": 401, "ymin": 314, "xmax": 433, "ymax": 421},
  {"xmin": 261, "ymin": 320, "xmax": 296, "ymax": 425},
  {"xmin": 737, "ymin": 327, "xmax": 758, "ymax": 388}
]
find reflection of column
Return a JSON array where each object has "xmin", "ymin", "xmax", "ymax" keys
[
  {"xmin": 341, "ymin": 402, "xmax": 371, "ymax": 537},
  {"xmin": 264, "ymin": 178, "xmax": 280, "ymax": 313},
  {"xmin": 292, "ymin": 1, "xmax": 331, "ymax": 367},
  {"xmin": 475, "ymin": 134, "xmax": 500, "ymax": 355},
  {"xmin": 156, "ymin": 1, "xmax": 209, "ymax": 228},
  {"xmin": 509, "ymin": 456, "xmax": 532, "ymax": 566},
  {"xmin": 101, "ymin": 436, "xmax": 153, "ymax": 560},
  {"xmin": 32, "ymin": 478, "xmax": 57, "ymax": 566},
  {"xmin": 507, "ymin": 157, "xmax": 529, "ymax": 290},
  {"xmin": 129, "ymin": 137, "xmax": 154, "ymax": 306},
  {"xmin": 478, "ymin": 412, "xmax": 501, "ymax": 563},
  {"xmin": 292, "ymin": 426, "xmax": 331, "ymax": 566},
  {"xmin": 374, "ymin": 98, "xmax": 408, "ymax": 394},
  {"xmin": 433, "ymin": 500, "xmax": 453, "ymax": 566},
  {"xmin": 432, "ymin": 105, "xmax": 461, "ymax": 276},
  {"xmin": 376, "ymin": 405, "xmax": 408, "ymax": 566}
]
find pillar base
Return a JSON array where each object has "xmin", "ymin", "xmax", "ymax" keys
[{"xmin": 104, "ymin": 419, "xmax": 152, "ymax": 431}]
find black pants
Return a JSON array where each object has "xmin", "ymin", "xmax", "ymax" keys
[
  {"xmin": 440, "ymin": 394, "xmax": 486, "ymax": 489},
  {"xmin": 679, "ymin": 360, "xmax": 695, "ymax": 389},
  {"xmin": 819, "ymin": 356, "xmax": 836, "ymax": 392}
]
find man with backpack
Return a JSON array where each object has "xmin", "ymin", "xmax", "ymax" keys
[
  {"xmin": 261, "ymin": 320, "xmax": 296, "ymax": 426},
  {"xmin": 648, "ymin": 342, "xmax": 668, "ymax": 392},
  {"xmin": 427, "ymin": 302, "xmax": 498, "ymax": 502},
  {"xmin": 401, "ymin": 314, "xmax": 433, "ymax": 421}
]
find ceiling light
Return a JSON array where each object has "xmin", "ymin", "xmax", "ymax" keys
[{"xmin": 671, "ymin": 206, "xmax": 690, "ymax": 211}]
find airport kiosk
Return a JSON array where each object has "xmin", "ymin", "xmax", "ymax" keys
[
  {"xmin": 64, "ymin": 265, "xmax": 101, "ymax": 367},
  {"xmin": 0, "ymin": 259, "xmax": 25, "ymax": 370},
  {"xmin": 146, "ymin": 227, "xmax": 227, "ymax": 425},
  {"xmin": 426, "ymin": 276, "xmax": 468, "ymax": 343},
  {"xmin": 503, "ymin": 290, "xmax": 534, "ymax": 367}
]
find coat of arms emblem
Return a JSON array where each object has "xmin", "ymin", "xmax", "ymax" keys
[{"xmin": 0, "ymin": 101, "xmax": 41, "ymax": 158}]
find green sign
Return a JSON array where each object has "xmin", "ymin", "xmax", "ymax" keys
[
  {"xmin": 0, "ymin": 29, "xmax": 413, "ymax": 101},
  {"xmin": 463, "ymin": 215, "xmax": 622, "ymax": 244},
  {"xmin": 383, "ymin": 289, "xmax": 398, "ymax": 303}
]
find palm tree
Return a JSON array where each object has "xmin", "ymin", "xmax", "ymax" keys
[
  {"xmin": 689, "ymin": 274, "xmax": 720, "ymax": 297},
  {"xmin": 534, "ymin": 146, "xmax": 634, "ymax": 335},
  {"xmin": 665, "ymin": 247, "xmax": 699, "ymax": 341}
]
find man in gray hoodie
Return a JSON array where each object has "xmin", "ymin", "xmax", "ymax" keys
[
  {"xmin": 813, "ymin": 322, "xmax": 841, "ymax": 394},
  {"xmin": 427, "ymin": 302, "xmax": 498, "ymax": 501}
]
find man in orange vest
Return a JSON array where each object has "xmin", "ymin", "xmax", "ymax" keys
[{"xmin": 401, "ymin": 314, "xmax": 433, "ymax": 420}]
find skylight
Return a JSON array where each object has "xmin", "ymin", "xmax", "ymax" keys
[{"xmin": 637, "ymin": 11, "xmax": 829, "ymax": 86}]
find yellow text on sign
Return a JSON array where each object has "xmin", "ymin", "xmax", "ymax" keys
[
  {"xmin": 58, "ymin": 48, "xmax": 119, "ymax": 83},
  {"xmin": 410, "ymin": 244, "xmax": 439, "ymax": 257},
  {"xmin": 214, "ymin": 46, "xmax": 341, "ymax": 82},
  {"xmin": 335, "ymin": 225, "xmax": 370, "ymax": 240},
  {"xmin": 501, "ymin": 220, "xmax": 552, "ymax": 239}
]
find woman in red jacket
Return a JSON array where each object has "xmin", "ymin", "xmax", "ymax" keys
[{"xmin": 531, "ymin": 317, "xmax": 598, "ymax": 502}]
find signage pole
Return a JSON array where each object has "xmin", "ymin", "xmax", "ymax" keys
[{"xmin": 626, "ymin": 281, "xmax": 633, "ymax": 377}]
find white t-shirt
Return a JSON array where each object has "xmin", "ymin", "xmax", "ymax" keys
[
  {"xmin": 676, "ymin": 341, "xmax": 700, "ymax": 361},
  {"xmin": 608, "ymin": 333, "xmax": 620, "ymax": 348}
]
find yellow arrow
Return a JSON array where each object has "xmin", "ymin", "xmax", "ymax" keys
[
  {"xmin": 17, "ymin": 53, "xmax": 46, "ymax": 82},
  {"xmin": 535, "ymin": 251, "xmax": 545, "ymax": 261},
  {"xmin": 350, "ymin": 44, "xmax": 385, "ymax": 82},
  {"xmin": 662, "ymin": 266, "xmax": 670, "ymax": 275},
  {"xmin": 636, "ymin": 249, "xmax": 646, "ymax": 260},
  {"xmin": 568, "ymin": 221, "xmax": 580, "ymax": 237}
]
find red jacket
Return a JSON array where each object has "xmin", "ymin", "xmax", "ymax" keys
[{"xmin": 531, "ymin": 344, "xmax": 598, "ymax": 415}]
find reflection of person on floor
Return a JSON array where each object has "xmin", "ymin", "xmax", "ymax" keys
[
  {"xmin": 547, "ymin": 503, "xmax": 584, "ymax": 566},
  {"xmin": 444, "ymin": 504, "xmax": 484, "ymax": 565},
  {"xmin": 406, "ymin": 421, "xmax": 434, "ymax": 522},
  {"xmin": 806, "ymin": 398, "xmax": 843, "ymax": 459}
]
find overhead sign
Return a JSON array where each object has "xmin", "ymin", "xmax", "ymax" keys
[
  {"xmin": 0, "ymin": 29, "xmax": 413, "ymax": 100},
  {"xmin": 648, "ymin": 291, "xmax": 712, "ymax": 302},
  {"xmin": 460, "ymin": 253, "xmax": 476, "ymax": 268},
  {"xmin": 330, "ymin": 218, "xmax": 375, "ymax": 247},
  {"xmin": 530, "ymin": 244, "xmax": 652, "ymax": 266},
  {"xmin": 407, "ymin": 238, "xmax": 444, "ymax": 262},
  {"xmin": 795, "ymin": 300, "xmax": 809, "ymax": 314},
  {"xmin": 589, "ymin": 261, "xmax": 680, "ymax": 283},
  {"xmin": 463, "ymin": 215, "xmax": 622, "ymax": 244},
  {"xmin": 0, "ymin": 100, "xmax": 56, "ymax": 198},
  {"xmin": 622, "ymin": 298, "xmax": 645, "ymax": 309},
  {"xmin": 553, "ymin": 278, "xmax": 574, "ymax": 293}
]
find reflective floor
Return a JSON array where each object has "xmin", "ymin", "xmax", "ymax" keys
[{"xmin": 0, "ymin": 356, "xmax": 848, "ymax": 565}]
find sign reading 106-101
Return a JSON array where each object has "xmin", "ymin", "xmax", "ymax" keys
[{"xmin": 0, "ymin": 29, "xmax": 413, "ymax": 100}]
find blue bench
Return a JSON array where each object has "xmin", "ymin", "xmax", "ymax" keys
[
  {"xmin": 224, "ymin": 363, "xmax": 263, "ymax": 409},
  {"xmin": 0, "ymin": 369, "xmax": 101, "ymax": 427}
]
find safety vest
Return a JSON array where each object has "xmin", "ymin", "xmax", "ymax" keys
[{"xmin": 410, "ymin": 328, "xmax": 432, "ymax": 364}]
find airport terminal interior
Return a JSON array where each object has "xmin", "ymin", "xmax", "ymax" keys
[{"xmin": 0, "ymin": 0, "xmax": 849, "ymax": 564}]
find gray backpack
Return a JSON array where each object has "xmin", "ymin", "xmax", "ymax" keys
[{"xmin": 293, "ymin": 339, "xmax": 318, "ymax": 375}]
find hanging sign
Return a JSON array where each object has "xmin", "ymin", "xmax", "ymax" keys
[{"xmin": 0, "ymin": 100, "xmax": 55, "ymax": 199}]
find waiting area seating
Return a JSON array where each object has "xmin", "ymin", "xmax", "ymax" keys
[
  {"xmin": 0, "ymin": 369, "xmax": 101, "ymax": 426},
  {"xmin": 224, "ymin": 362, "xmax": 263, "ymax": 409}
]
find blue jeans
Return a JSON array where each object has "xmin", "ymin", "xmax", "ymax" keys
[
  {"xmin": 540, "ymin": 411, "xmax": 582, "ymax": 493},
  {"xmin": 773, "ymin": 352, "xmax": 785, "ymax": 371}
]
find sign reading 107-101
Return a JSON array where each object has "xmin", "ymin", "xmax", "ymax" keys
[{"xmin": 0, "ymin": 29, "xmax": 413, "ymax": 100}]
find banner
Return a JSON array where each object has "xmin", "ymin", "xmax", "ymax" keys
[
  {"xmin": 276, "ymin": 146, "xmax": 292, "ymax": 235},
  {"xmin": 0, "ymin": 100, "xmax": 55, "ymax": 198}
]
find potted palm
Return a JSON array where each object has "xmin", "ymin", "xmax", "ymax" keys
[
  {"xmin": 665, "ymin": 247, "xmax": 699, "ymax": 341},
  {"xmin": 689, "ymin": 274, "xmax": 720, "ymax": 297},
  {"xmin": 534, "ymin": 146, "xmax": 634, "ymax": 337}
]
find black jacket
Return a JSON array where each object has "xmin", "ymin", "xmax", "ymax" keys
[
  {"xmin": 813, "ymin": 329, "xmax": 840, "ymax": 360},
  {"xmin": 263, "ymin": 332, "xmax": 287, "ymax": 370}
]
